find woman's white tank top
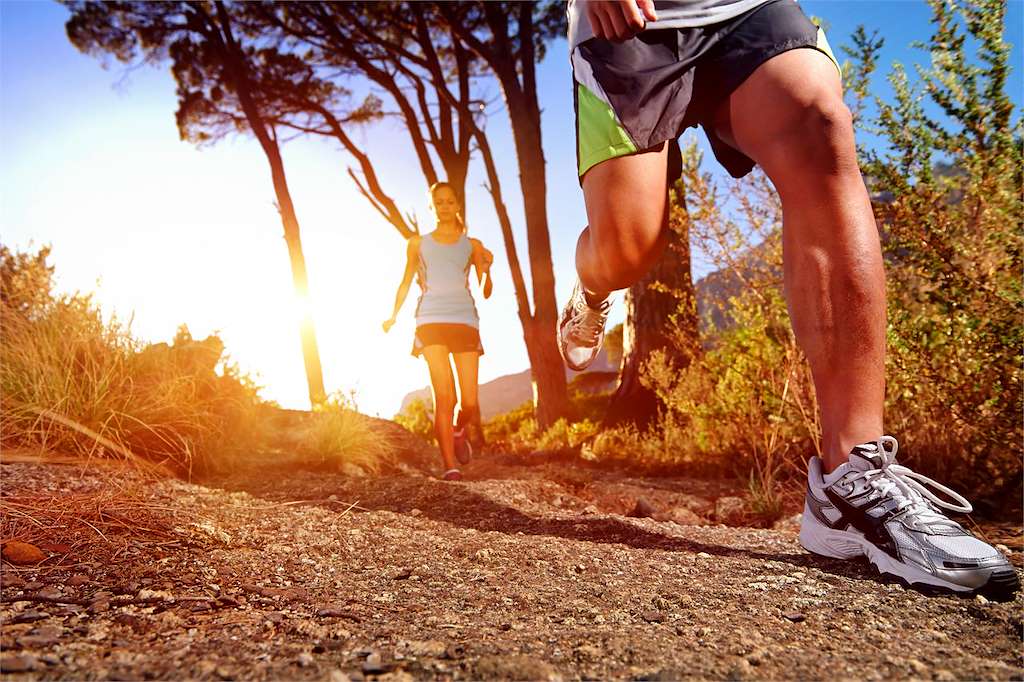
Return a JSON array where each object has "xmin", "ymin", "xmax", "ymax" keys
[{"xmin": 414, "ymin": 232, "xmax": 479, "ymax": 328}]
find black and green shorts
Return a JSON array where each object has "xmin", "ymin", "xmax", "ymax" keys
[{"xmin": 571, "ymin": 0, "xmax": 841, "ymax": 181}]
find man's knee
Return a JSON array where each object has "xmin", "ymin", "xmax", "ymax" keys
[
  {"xmin": 585, "ymin": 215, "xmax": 668, "ymax": 290},
  {"xmin": 779, "ymin": 90, "xmax": 857, "ymax": 173}
]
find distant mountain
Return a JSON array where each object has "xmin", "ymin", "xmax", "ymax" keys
[{"xmin": 398, "ymin": 348, "xmax": 616, "ymax": 419}]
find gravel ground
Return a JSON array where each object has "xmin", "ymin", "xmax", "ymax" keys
[{"xmin": 1, "ymin": 454, "xmax": 1021, "ymax": 681}]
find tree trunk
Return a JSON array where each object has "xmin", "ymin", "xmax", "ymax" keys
[
  {"xmin": 505, "ymin": 97, "xmax": 570, "ymax": 428},
  {"xmin": 267, "ymin": 151, "xmax": 327, "ymax": 407},
  {"xmin": 604, "ymin": 223, "xmax": 700, "ymax": 427}
]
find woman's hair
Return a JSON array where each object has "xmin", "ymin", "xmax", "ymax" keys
[{"xmin": 428, "ymin": 181, "xmax": 466, "ymax": 234}]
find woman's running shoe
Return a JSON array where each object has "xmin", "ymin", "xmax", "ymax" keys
[
  {"xmin": 800, "ymin": 436, "xmax": 1019, "ymax": 599},
  {"xmin": 558, "ymin": 280, "xmax": 611, "ymax": 371},
  {"xmin": 453, "ymin": 426, "xmax": 473, "ymax": 465},
  {"xmin": 442, "ymin": 468, "xmax": 463, "ymax": 482}
]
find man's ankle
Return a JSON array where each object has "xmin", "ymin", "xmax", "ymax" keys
[{"xmin": 582, "ymin": 287, "xmax": 609, "ymax": 308}]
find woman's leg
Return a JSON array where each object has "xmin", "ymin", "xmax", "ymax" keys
[
  {"xmin": 422, "ymin": 345, "xmax": 459, "ymax": 471},
  {"xmin": 452, "ymin": 351, "xmax": 482, "ymax": 441}
]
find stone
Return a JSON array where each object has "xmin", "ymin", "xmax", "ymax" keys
[
  {"xmin": 714, "ymin": 496, "xmax": 746, "ymax": 524},
  {"xmin": 392, "ymin": 568, "xmax": 413, "ymax": 581},
  {"xmin": 328, "ymin": 671, "xmax": 353, "ymax": 682},
  {"xmin": 783, "ymin": 612, "xmax": 806, "ymax": 623},
  {"xmin": 641, "ymin": 610, "xmax": 666, "ymax": 623},
  {"xmin": 628, "ymin": 497, "xmax": 658, "ymax": 519},
  {"xmin": 666, "ymin": 507, "xmax": 705, "ymax": 526},
  {"xmin": 362, "ymin": 652, "xmax": 386, "ymax": 674},
  {"xmin": 2, "ymin": 541, "xmax": 46, "ymax": 565},
  {"xmin": 24, "ymin": 581, "xmax": 44, "ymax": 590},
  {"xmin": 0, "ymin": 654, "xmax": 38, "ymax": 672},
  {"xmin": 1, "ymin": 574, "xmax": 26, "ymax": 590},
  {"xmin": 12, "ymin": 611, "xmax": 48, "ymax": 624},
  {"xmin": 297, "ymin": 652, "xmax": 315, "ymax": 667},
  {"xmin": 475, "ymin": 654, "xmax": 561, "ymax": 681},
  {"xmin": 66, "ymin": 574, "xmax": 90, "ymax": 587},
  {"xmin": 36, "ymin": 586, "xmax": 63, "ymax": 600}
]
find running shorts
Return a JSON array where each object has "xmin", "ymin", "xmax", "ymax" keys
[
  {"xmin": 412, "ymin": 324, "xmax": 484, "ymax": 358},
  {"xmin": 572, "ymin": 0, "xmax": 841, "ymax": 180}
]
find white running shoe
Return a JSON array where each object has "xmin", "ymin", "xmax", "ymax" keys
[
  {"xmin": 558, "ymin": 281, "xmax": 611, "ymax": 371},
  {"xmin": 800, "ymin": 436, "xmax": 1020, "ymax": 599}
]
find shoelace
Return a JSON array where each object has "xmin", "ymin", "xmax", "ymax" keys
[
  {"xmin": 848, "ymin": 436, "xmax": 973, "ymax": 517},
  {"xmin": 569, "ymin": 291, "xmax": 609, "ymax": 344}
]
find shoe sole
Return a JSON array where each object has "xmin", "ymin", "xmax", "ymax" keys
[{"xmin": 799, "ymin": 507, "xmax": 1021, "ymax": 601}]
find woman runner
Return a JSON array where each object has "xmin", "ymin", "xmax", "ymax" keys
[{"xmin": 383, "ymin": 182, "xmax": 493, "ymax": 480}]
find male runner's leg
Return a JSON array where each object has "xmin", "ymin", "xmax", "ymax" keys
[
  {"xmin": 715, "ymin": 48, "xmax": 1018, "ymax": 597},
  {"xmin": 709, "ymin": 48, "xmax": 884, "ymax": 472}
]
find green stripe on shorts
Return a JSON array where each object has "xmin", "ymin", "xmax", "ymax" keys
[{"xmin": 577, "ymin": 82, "xmax": 637, "ymax": 178}]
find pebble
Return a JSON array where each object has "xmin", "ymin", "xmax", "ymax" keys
[
  {"xmin": 1, "ymin": 575, "xmax": 26, "ymax": 589},
  {"xmin": 36, "ymin": 586, "xmax": 63, "ymax": 600},
  {"xmin": 24, "ymin": 581, "xmax": 44, "ymax": 591},
  {"xmin": 783, "ymin": 612, "xmax": 806, "ymax": 623},
  {"xmin": 362, "ymin": 652, "xmax": 385, "ymax": 674},
  {"xmin": 641, "ymin": 610, "xmax": 666, "ymax": 623},
  {"xmin": 907, "ymin": 658, "xmax": 928, "ymax": 675},
  {"xmin": 975, "ymin": 594, "xmax": 989, "ymax": 605},
  {"xmin": 297, "ymin": 652, "xmax": 315, "ymax": 667},
  {"xmin": 12, "ymin": 610, "xmax": 48, "ymax": 624},
  {"xmin": 696, "ymin": 552, "xmax": 712, "ymax": 559},
  {"xmin": 409, "ymin": 509, "xmax": 422, "ymax": 517},
  {"xmin": 66, "ymin": 574, "xmax": 90, "ymax": 587},
  {"xmin": 328, "ymin": 671, "xmax": 352, "ymax": 682},
  {"xmin": 0, "ymin": 654, "xmax": 38, "ymax": 673}
]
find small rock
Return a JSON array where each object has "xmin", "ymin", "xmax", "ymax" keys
[
  {"xmin": 473, "ymin": 549, "xmax": 492, "ymax": 562},
  {"xmin": 475, "ymin": 654, "xmax": 560, "ymax": 681},
  {"xmin": 66, "ymin": 574, "xmax": 90, "ymax": 587},
  {"xmin": 88, "ymin": 600, "xmax": 110, "ymax": 615},
  {"xmin": 409, "ymin": 509, "xmax": 422, "ymax": 517},
  {"xmin": 582, "ymin": 505, "xmax": 599, "ymax": 515},
  {"xmin": 2, "ymin": 541, "xmax": 46, "ymax": 566},
  {"xmin": 190, "ymin": 601, "xmax": 211, "ymax": 612},
  {"xmin": 316, "ymin": 606, "xmax": 351, "ymax": 618},
  {"xmin": 12, "ymin": 611, "xmax": 48, "ymax": 624},
  {"xmin": 362, "ymin": 652, "xmax": 385, "ymax": 674},
  {"xmin": 40, "ymin": 654, "xmax": 61, "ymax": 666},
  {"xmin": 1, "ymin": 574, "xmax": 26, "ymax": 590},
  {"xmin": 266, "ymin": 611, "xmax": 287, "ymax": 624},
  {"xmin": 628, "ymin": 497, "xmax": 658, "ymax": 519},
  {"xmin": 297, "ymin": 652, "xmax": 315, "ymax": 668},
  {"xmin": 783, "ymin": 612, "xmax": 806, "ymax": 623},
  {"xmin": 641, "ymin": 610, "xmax": 666, "ymax": 623},
  {"xmin": 36, "ymin": 586, "xmax": 62, "ymax": 600},
  {"xmin": 17, "ymin": 633, "xmax": 59, "ymax": 648},
  {"xmin": 974, "ymin": 594, "xmax": 989, "ymax": 605},
  {"xmin": 24, "ymin": 581, "xmax": 44, "ymax": 591},
  {"xmin": 714, "ymin": 496, "xmax": 746, "ymax": 524},
  {"xmin": 695, "ymin": 552, "xmax": 712, "ymax": 559},
  {"xmin": 726, "ymin": 659, "xmax": 753, "ymax": 680},
  {"xmin": 215, "ymin": 666, "xmax": 233, "ymax": 680},
  {"xmin": 0, "ymin": 654, "xmax": 38, "ymax": 673},
  {"xmin": 907, "ymin": 658, "xmax": 927, "ymax": 675},
  {"xmin": 392, "ymin": 568, "xmax": 413, "ymax": 581},
  {"xmin": 328, "ymin": 671, "xmax": 352, "ymax": 682},
  {"xmin": 666, "ymin": 507, "xmax": 705, "ymax": 525}
]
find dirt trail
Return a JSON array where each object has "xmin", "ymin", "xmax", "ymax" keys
[{"xmin": 1, "ymin": 453, "xmax": 1021, "ymax": 681}]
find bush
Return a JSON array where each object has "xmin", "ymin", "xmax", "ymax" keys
[{"xmin": 2, "ymin": 244, "xmax": 264, "ymax": 476}]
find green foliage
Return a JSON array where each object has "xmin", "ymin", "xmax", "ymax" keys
[
  {"xmin": 852, "ymin": 0, "xmax": 1022, "ymax": 489},
  {"xmin": 604, "ymin": 323, "xmax": 624, "ymax": 369},
  {"xmin": 394, "ymin": 398, "xmax": 436, "ymax": 443}
]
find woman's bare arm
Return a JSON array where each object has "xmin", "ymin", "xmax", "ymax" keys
[
  {"xmin": 470, "ymin": 238, "xmax": 494, "ymax": 300},
  {"xmin": 383, "ymin": 236, "xmax": 421, "ymax": 332}
]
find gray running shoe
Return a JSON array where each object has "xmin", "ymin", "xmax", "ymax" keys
[
  {"xmin": 558, "ymin": 281, "xmax": 611, "ymax": 371},
  {"xmin": 800, "ymin": 436, "xmax": 1020, "ymax": 599}
]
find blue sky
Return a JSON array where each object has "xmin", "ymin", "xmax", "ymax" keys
[{"xmin": 2, "ymin": 0, "xmax": 1021, "ymax": 416}]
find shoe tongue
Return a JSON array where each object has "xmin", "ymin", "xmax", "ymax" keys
[{"xmin": 847, "ymin": 442, "xmax": 885, "ymax": 471}]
